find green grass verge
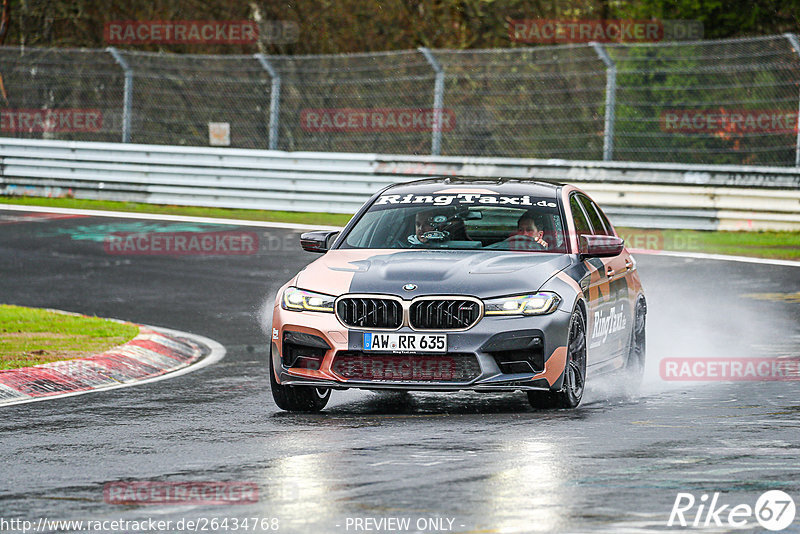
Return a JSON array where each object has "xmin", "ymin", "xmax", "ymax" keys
[
  {"xmin": 0, "ymin": 196, "xmax": 354, "ymax": 227},
  {"xmin": 0, "ymin": 304, "xmax": 139, "ymax": 370},
  {"xmin": 616, "ymin": 228, "xmax": 800, "ymax": 261},
  {"xmin": 2, "ymin": 196, "xmax": 799, "ymax": 260}
]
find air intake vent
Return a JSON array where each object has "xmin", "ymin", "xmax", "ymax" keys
[
  {"xmin": 336, "ymin": 297, "xmax": 403, "ymax": 329},
  {"xmin": 409, "ymin": 299, "xmax": 481, "ymax": 330},
  {"xmin": 332, "ymin": 352, "xmax": 481, "ymax": 382}
]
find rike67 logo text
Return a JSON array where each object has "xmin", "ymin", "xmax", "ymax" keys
[{"xmin": 668, "ymin": 491, "xmax": 796, "ymax": 531}]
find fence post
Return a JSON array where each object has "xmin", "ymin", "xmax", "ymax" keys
[
  {"xmin": 255, "ymin": 54, "xmax": 281, "ymax": 151},
  {"xmin": 106, "ymin": 47, "xmax": 133, "ymax": 143},
  {"xmin": 784, "ymin": 33, "xmax": 800, "ymax": 166},
  {"xmin": 418, "ymin": 47, "xmax": 445, "ymax": 156},
  {"xmin": 590, "ymin": 42, "xmax": 616, "ymax": 161}
]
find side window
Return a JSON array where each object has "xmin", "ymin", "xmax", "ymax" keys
[
  {"xmin": 569, "ymin": 195, "xmax": 591, "ymax": 236},
  {"xmin": 594, "ymin": 202, "xmax": 615, "ymax": 236},
  {"xmin": 551, "ymin": 215, "xmax": 565, "ymax": 251},
  {"xmin": 578, "ymin": 194, "xmax": 610, "ymax": 236}
]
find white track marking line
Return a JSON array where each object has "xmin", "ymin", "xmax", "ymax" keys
[
  {"xmin": 629, "ymin": 248, "xmax": 800, "ymax": 268},
  {"xmin": 2, "ymin": 204, "xmax": 799, "ymax": 268},
  {"xmin": 0, "ymin": 203, "xmax": 341, "ymax": 231}
]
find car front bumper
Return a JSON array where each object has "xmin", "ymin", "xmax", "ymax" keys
[{"xmin": 271, "ymin": 302, "xmax": 573, "ymax": 392}]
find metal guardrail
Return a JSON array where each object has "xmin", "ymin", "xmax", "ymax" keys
[{"xmin": 1, "ymin": 138, "xmax": 799, "ymax": 231}]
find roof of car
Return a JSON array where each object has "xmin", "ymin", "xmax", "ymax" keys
[{"xmin": 384, "ymin": 177, "xmax": 562, "ymax": 199}]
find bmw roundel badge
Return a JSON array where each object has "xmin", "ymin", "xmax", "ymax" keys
[{"xmin": 403, "ymin": 283, "xmax": 417, "ymax": 291}]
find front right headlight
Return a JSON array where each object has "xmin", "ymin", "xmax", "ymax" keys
[
  {"xmin": 483, "ymin": 292, "xmax": 561, "ymax": 316},
  {"xmin": 281, "ymin": 287, "xmax": 336, "ymax": 313}
]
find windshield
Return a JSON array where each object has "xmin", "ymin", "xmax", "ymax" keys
[{"xmin": 339, "ymin": 192, "xmax": 567, "ymax": 253}]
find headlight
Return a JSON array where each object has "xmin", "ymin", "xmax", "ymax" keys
[
  {"xmin": 484, "ymin": 292, "xmax": 561, "ymax": 316},
  {"xmin": 281, "ymin": 287, "xmax": 336, "ymax": 313}
]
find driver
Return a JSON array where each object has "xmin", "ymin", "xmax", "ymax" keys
[
  {"xmin": 408, "ymin": 208, "xmax": 461, "ymax": 246},
  {"xmin": 415, "ymin": 210, "xmax": 437, "ymax": 243}
]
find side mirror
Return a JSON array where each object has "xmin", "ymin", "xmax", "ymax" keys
[
  {"xmin": 579, "ymin": 234, "xmax": 624, "ymax": 258},
  {"xmin": 300, "ymin": 231, "xmax": 339, "ymax": 253}
]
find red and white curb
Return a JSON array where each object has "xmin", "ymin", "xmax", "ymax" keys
[{"xmin": 0, "ymin": 324, "xmax": 225, "ymax": 407}]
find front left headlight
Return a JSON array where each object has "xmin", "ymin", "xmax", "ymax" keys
[
  {"xmin": 484, "ymin": 292, "xmax": 561, "ymax": 316},
  {"xmin": 281, "ymin": 287, "xmax": 336, "ymax": 313}
]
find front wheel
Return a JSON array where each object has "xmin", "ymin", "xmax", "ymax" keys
[
  {"xmin": 269, "ymin": 348, "xmax": 330, "ymax": 412},
  {"xmin": 528, "ymin": 309, "xmax": 586, "ymax": 409}
]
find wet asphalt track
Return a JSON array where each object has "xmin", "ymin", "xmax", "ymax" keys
[{"xmin": 0, "ymin": 210, "xmax": 799, "ymax": 534}]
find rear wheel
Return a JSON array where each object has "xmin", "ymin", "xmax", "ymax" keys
[
  {"xmin": 623, "ymin": 298, "xmax": 647, "ymax": 391},
  {"xmin": 527, "ymin": 309, "xmax": 586, "ymax": 409},
  {"xmin": 269, "ymin": 347, "xmax": 330, "ymax": 412}
]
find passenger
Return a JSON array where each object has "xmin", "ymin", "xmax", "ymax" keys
[
  {"xmin": 489, "ymin": 211, "xmax": 549, "ymax": 250},
  {"xmin": 515, "ymin": 212, "xmax": 549, "ymax": 249}
]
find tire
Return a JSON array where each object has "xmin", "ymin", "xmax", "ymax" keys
[
  {"xmin": 269, "ymin": 347, "xmax": 330, "ymax": 412},
  {"xmin": 623, "ymin": 298, "xmax": 647, "ymax": 391},
  {"xmin": 528, "ymin": 309, "xmax": 587, "ymax": 409}
]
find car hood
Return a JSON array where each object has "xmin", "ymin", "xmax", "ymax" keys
[{"xmin": 295, "ymin": 249, "xmax": 573, "ymax": 298}]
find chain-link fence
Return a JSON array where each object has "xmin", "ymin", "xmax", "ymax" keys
[{"xmin": 3, "ymin": 34, "xmax": 800, "ymax": 165}]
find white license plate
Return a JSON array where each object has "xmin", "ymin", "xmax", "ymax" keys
[{"xmin": 363, "ymin": 333, "xmax": 447, "ymax": 353}]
